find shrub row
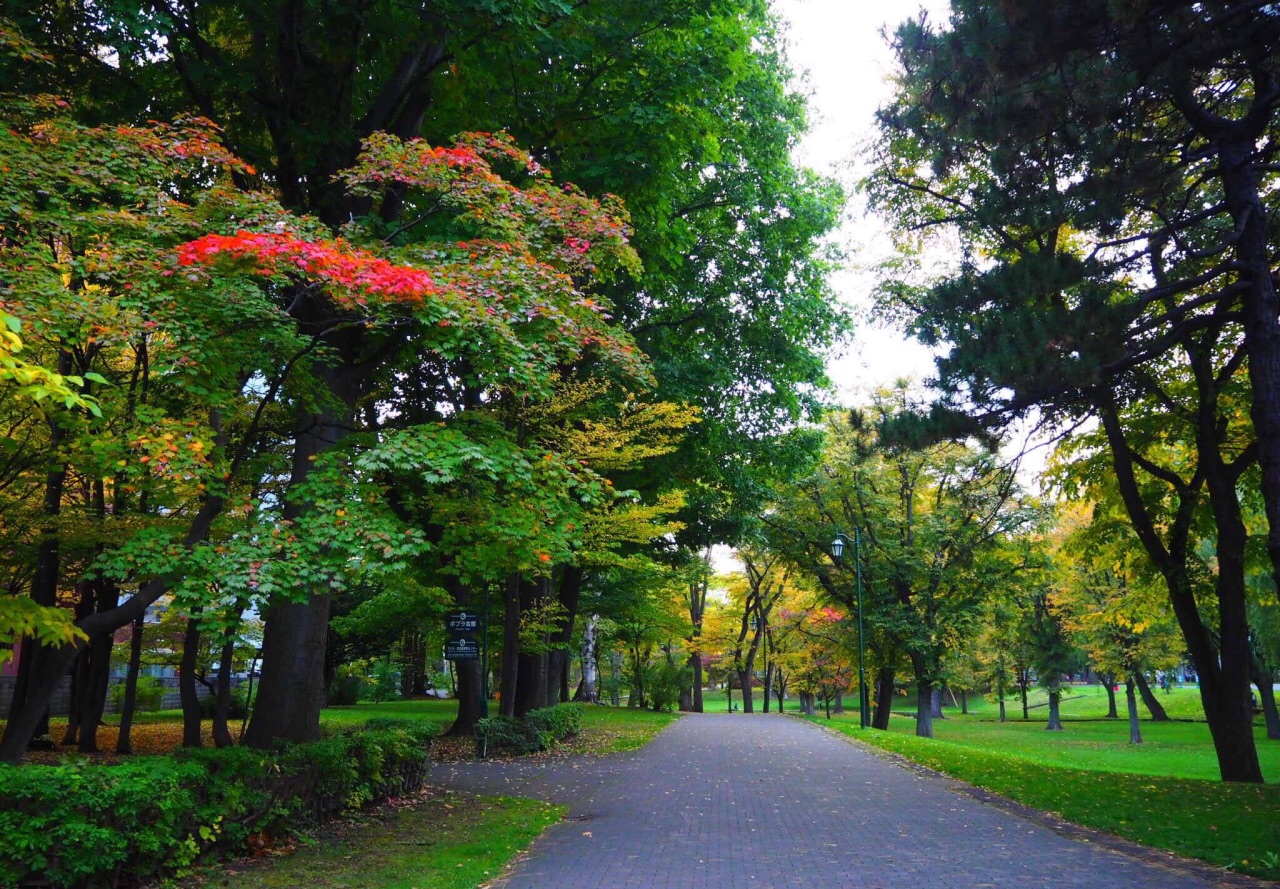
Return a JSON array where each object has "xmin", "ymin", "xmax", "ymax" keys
[
  {"xmin": 474, "ymin": 703, "xmax": 582, "ymax": 757},
  {"xmin": 0, "ymin": 720, "xmax": 435, "ymax": 888}
]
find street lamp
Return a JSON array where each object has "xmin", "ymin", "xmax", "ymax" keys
[{"xmin": 830, "ymin": 531, "xmax": 870, "ymax": 730}]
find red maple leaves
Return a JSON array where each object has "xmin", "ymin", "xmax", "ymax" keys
[{"xmin": 177, "ymin": 231, "xmax": 436, "ymax": 307}]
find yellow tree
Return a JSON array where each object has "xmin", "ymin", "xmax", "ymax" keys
[{"xmin": 1051, "ymin": 501, "xmax": 1183, "ymax": 743}]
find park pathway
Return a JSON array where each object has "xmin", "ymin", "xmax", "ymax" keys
[{"xmin": 430, "ymin": 714, "xmax": 1249, "ymax": 888}]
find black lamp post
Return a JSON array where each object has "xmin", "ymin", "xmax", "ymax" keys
[{"xmin": 830, "ymin": 530, "xmax": 870, "ymax": 729}]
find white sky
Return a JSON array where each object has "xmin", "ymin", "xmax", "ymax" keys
[{"xmin": 770, "ymin": 0, "xmax": 952, "ymax": 403}]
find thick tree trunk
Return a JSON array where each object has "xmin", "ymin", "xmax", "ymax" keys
[
  {"xmin": 799, "ymin": 691, "xmax": 816, "ymax": 716},
  {"xmin": 4, "ymin": 417, "xmax": 70, "ymax": 754},
  {"xmin": 737, "ymin": 670, "xmax": 754, "ymax": 714},
  {"xmin": 180, "ymin": 617, "xmax": 203, "ymax": 748},
  {"xmin": 1125, "ymin": 676, "xmax": 1143, "ymax": 745},
  {"xmin": 246, "ymin": 348, "xmax": 363, "ymax": 748},
  {"xmin": 872, "ymin": 666, "xmax": 894, "ymax": 730},
  {"xmin": 915, "ymin": 680, "xmax": 934, "ymax": 738},
  {"xmin": 444, "ymin": 577, "xmax": 489, "ymax": 733},
  {"xmin": 76, "ymin": 579, "xmax": 118, "ymax": 754},
  {"xmin": 930, "ymin": 687, "xmax": 944, "ymax": 720},
  {"xmin": 514, "ymin": 578, "xmax": 547, "ymax": 717},
  {"xmin": 1045, "ymin": 684, "xmax": 1063, "ymax": 731},
  {"xmin": 447, "ymin": 659, "xmax": 488, "ymax": 736},
  {"xmin": 832, "ymin": 689, "xmax": 844, "ymax": 715},
  {"xmin": 1134, "ymin": 671, "xmax": 1169, "ymax": 722}
]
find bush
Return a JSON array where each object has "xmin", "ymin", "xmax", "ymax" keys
[
  {"xmin": 0, "ymin": 723, "xmax": 436, "ymax": 888},
  {"xmin": 474, "ymin": 704, "xmax": 581, "ymax": 758},
  {"xmin": 107, "ymin": 676, "xmax": 165, "ymax": 713},
  {"xmin": 197, "ymin": 688, "xmax": 251, "ymax": 720},
  {"xmin": 328, "ymin": 660, "xmax": 370, "ymax": 705},
  {"xmin": 645, "ymin": 661, "xmax": 692, "ymax": 712}
]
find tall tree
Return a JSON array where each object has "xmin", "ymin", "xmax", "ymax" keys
[{"xmin": 870, "ymin": 0, "xmax": 1276, "ymax": 782}]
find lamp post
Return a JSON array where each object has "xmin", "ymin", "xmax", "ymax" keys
[{"xmin": 830, "ymin": 530, "xmax": 870, "ymax": 729}]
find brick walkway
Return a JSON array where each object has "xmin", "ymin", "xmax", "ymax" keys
[{"xmin": 429, "ymin": 713, "xmax": 1248, "ymax": 888}]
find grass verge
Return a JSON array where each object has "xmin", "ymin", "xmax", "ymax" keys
[
  {"xmin": 182, "ymin": 789, "xmax": 564, "ymax": 889},
  {"xmin": 819, "ymin": 718, "xmax": 1280, "ymax": 881}
]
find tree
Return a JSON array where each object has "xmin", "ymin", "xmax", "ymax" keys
[
  {"xmin": 770, "ymin": 393, "xmax": 1038, "ymax": 737},
  {"xmin": 870, "ymin": 1, "xmax": 1276, "ymax": 781}
]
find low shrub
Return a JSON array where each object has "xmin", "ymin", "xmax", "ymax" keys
[
  {"xmin": 328, "ymin": 661, "xmax": 369, "ymax": 705},
  {"xmin": 645, "ymin": 662, "xmax": 692, "ymax": 712},
  {"xmin": 0, "ymin": 722, "xmax": 435, "ymax": 888},
  {"xmin": 474, "ymin": 704, "xmax": 581, "ymax": 758},
  {"xmin": 107, "ymin": 676, "xmax": 165, "ymax": 713}
]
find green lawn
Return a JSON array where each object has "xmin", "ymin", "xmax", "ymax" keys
[
  {"xmin": 183, "ymin": 791, "xmax": 564, "ymax": 889},
  {"xmin": 811, "ymin": 688, "xmax": 1280, "ymax": 880}
]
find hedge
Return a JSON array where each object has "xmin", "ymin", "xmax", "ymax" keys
[
  {"xmin": 474, "ymin": 703, "xmax": 582, "ymax": 757},
  {"xmin": 0, "ymin": 720, "xmax": 434, "ymax": 888}
]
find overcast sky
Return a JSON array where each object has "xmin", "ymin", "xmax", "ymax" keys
[{"xmin": 770, "ymin": 0, "xmax": 952, "ymax": 402}]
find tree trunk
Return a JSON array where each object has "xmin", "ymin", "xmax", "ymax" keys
[
  {"xmin": 832, "ymin": 689, "xmax": 844, "ymax": 715},
  {"xmin": 1019, "ymin": 672, "xmax": 1030, "ymax": 720},
  {"xmin": 575, "ymin": 613, "xmax": 601, "ymax": 704},
  {"xmin": 1101, "ymin": 674, "xmax": 1119, "ymax": 718},
  {"xmin": 447, "ymin": 658, "xmax": 489, "ymax": 736},
  {"xmin": 930, "ymin": 687, "xmax": 944, "ymax": 720},
  {"xmin": 774, "ymin": 669, "xmax": 786, "ymax": 713},
  {"xmin": 514, "ymin": 578, "xmax": 547, "ymax": 717},
  {"xmin": 737, "ymin": 669, "xmax": 754, "ymax": 714},
  {"xmin": 499, "ymin": 573, "xmax": 521, "ymax": 718},
  {"xmin": 799, "ymin": 691, "xmax": 816, "ymax": 716},
  {"xmin": 1252, "ymin": 663, "xmax": 1280, "ymax": 741},
  {"xmin": 62, "ymin": 647, "xmax": 86, "ymax": 747},
  {"xmin": 245, "ymin": 349, "xmax": 364, "ymax": 748},
  {"xmin": 444, "ymin": 577, "xmax": 489, "ymax": 733},
  {"xmin": 762, "ymin": 663, "xmax": 775, "ymax": 714},
  {"xmin": 608, "ymin": 649, "xmax": 620, "ymax": 707},
  {"xmin": 872, "ymin": 666, "xmax": 894, "ymax": 730},
  {"xmin": 692, "ymin": 654, "xmax": 704, "ymax": 712},
  {"xmin": 212, "ymin": 629, "xmax": 236, "ymax": 748},
  {"xmin": 915, "ymin": 680, "xmax": 934, "ymax": 738},
  {"xmin": 1125, "ymin": 676, "xmax": 1143, "ymax": 745},
  {"xmin": 76, "ymin": 578, "xmax": 118, "ymax": 754},
  {"xmin": 1133, "ymin": 671, "xmax": 1169, "ymax": 722},
  {"xmin": 180, "ymin": 617, "xmax": 203, "ymax": 748},
  {"xmin": 5, "ymin": 366, "xmax": 70, "ymax": 755},
  {"xmin": 546, "ymin": 566, "xmax": 583, "ymax": 708},
  {"xmin": 116, "ymin": 616, "xmax": 145, "ymax": 754},
  {"xmin": 1045, "ymin": 684, "xmax": 1063, "ymax": 731}
]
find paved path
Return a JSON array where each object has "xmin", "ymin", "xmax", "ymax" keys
[{"xmin": 430, "ymin": 714, "xmax": 1242, "ymax": 888}]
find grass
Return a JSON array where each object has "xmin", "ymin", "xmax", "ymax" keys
[
  {"xmin": 810, "ymin": 686, "xmax": 1280, "ymax": 881},
  {"xmin": 181, "ymin": 790, "xmax": 564, "ymax": 889},
  {"xmin": 574, "ymin": 702, "xmax": 680, "ymax": 753}
]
